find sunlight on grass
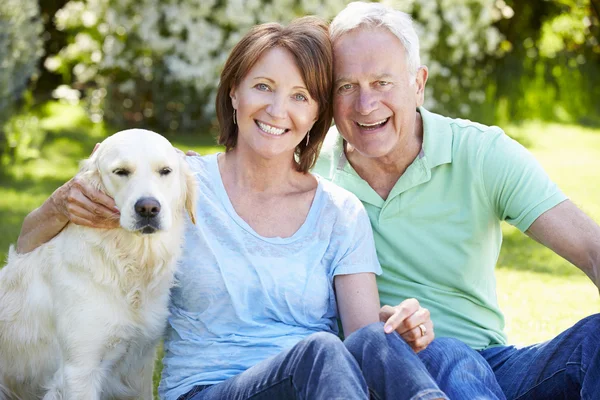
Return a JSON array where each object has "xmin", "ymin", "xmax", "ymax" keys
[
  {"xmin": 498, "ymin": 121, "xmax": 600, "ymax": 345},
  {"xmin": 497, "ymin": 269, "xmax": 598, "ymax": 346},
  {"xmin": 0, "ymin": 102, "xmax": 222, "ymax": 263}
]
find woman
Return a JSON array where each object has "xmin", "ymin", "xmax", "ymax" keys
[{"xmin": 16, "ymin": 17, "xmax": 445, "ymax": 400}]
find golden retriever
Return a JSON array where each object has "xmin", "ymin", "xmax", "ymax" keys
[{"xmin": 0, "ymin": 129, "xmax": 197, "ymax": 400}]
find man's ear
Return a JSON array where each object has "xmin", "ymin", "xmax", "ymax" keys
[
  {"xmin": 180, "ymin": 157, "xmax": 198, "ymax": 225},
  {"xmin": 415, "ymin": 66, "xmax": 429, "ymax": 108}
]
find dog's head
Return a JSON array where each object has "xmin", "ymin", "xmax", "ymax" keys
[{"xmin": 80, "ymin": 129, "xmax": 197, "ymax": 234}]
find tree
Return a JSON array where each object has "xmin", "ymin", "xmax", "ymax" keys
[
  {"xmin": 47, "ymin": 0, "xmax": 510, "ymax": 130},
  {"xmin": 0, "ymin": 0, "xmax": 44, "ymax": 164}
]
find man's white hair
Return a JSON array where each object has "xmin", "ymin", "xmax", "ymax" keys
[{"xmin": 330, "ymin": 1, "xmax": 421, "ymax": 82}]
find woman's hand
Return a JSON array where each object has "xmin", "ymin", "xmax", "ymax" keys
[
  {"xmin": 51, "ymin": 142, "xmax": 119, "ymax": 229},
  {"xmin": 380, "ymin": 298, "xmax": 434, "ymax": 353},
  {"xmin": 16, "ymin": 143, "xmax": 120, "ymax": 254},
  {"xmin": 51, "ymin": 174, "xmax": 120, "ymax": 229}
]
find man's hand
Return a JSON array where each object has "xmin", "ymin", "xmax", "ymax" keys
[
  {"xmin": 175, "ymin": 148, "xmax": 200, "ymax": 157},
  {"xmin": 380, "ymin": 298, "xmax": 434, "ymax": 353}
]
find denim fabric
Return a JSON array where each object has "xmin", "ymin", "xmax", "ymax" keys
[
  {"xmin": 181, "ymin": 323, "xmax": 449, "ymax": 400},
  {"xmin": 181, "ymin": 331, "xmax": 368, "ymax": 400},
  {"xmin": 418, "ymin": 314, "xmax": 600, "ymax": 399},
  {"xmin": 344, "ymin": 322, "xmax": 448, "ymax": 400},
  {"xmin": 418, "ymin": 337, "xmax": 506, "ymax": 400},
  {"xmin": 480, "ymin": 314, "xmax": 600, "ymax": 400}
]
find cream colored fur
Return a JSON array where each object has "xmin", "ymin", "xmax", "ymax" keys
[{"xmin": 0, "ymin": 129, "xmax": 197, "ymax": 400}]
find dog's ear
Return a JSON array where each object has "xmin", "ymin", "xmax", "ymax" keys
[
  {"xmin": 78, "ymin": 149, "xmax": 104, "ymax": 192},
  {"xmin": 180, "ymin": 157, "xmax": 198, "ymax": 225}
]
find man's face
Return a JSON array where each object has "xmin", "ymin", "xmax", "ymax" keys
[{"xmin": 332, "ymin": 27, "xmax": 427, "ymax": 160}]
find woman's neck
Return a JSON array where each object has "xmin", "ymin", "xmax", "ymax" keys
[{"xmin": 219, "ymin": 148, "xmax": 303, "ymax": 194}]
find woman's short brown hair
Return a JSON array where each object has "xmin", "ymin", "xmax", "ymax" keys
[{"xmin": 215, "ymin": 16, "xmax": 333, "ymax": 173}]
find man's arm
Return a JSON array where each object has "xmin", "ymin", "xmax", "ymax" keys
[{"xmin": 526, "ymin": 200, "xmax": 600, "ymax": 290}]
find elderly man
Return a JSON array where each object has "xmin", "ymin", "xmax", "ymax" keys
[{"xmin": 314, "ymin": 2, "xmax": 600, "ymax": 399}]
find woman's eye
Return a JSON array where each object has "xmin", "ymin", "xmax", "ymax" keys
[
  {"xmin": 159, "ymin": 167, "xmax": 172, "ymax": 176},
  {"xmin": 294, "ymin": 93, "xmax": 308, "ymax": 102},
  {"xmin": 255, "ymin": 83, "xmax": 270, "ymax": 91},
  {"xmin": 113, "ymin": 169, "xmax": 130, "ymax": 177},
  {"xmin": 378, "ymin": 81, "xmax": 390, "ymax": 87}
]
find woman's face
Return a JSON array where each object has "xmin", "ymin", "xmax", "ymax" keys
[{"xmin": 230, "ymin": 47, "xmax": 319, "ymax": 162}]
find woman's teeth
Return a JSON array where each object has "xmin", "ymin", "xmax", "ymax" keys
[{"xmin": 257, "ymin": 121, "xmax": 286, "ymax": 135}]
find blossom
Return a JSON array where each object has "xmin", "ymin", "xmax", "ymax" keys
[{"xmin": 49, "ymin": 0, "xmax": 511, "ymax": 127}]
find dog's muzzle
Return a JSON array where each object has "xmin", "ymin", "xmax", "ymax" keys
[{"xmin": 134, "ymin": 197, "xmax": 161, "ymax": 233}]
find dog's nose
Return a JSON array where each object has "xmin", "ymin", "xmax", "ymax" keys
[{"xmin": 135, "ymin": 197, "xmax": 161, "ymax": 218}]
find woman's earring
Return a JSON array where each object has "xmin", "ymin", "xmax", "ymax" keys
[
  {"xmin": 233, "ymin": 109, "xmax": 237, "ymax": 125},
  {"xmin": 306, "ymin": 130, "xmax": 310, "ymax": 146}
]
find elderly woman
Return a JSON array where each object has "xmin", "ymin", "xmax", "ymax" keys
[{"xmin": 16, "ymin": 17, "xmax": 445, "ymax": 400}]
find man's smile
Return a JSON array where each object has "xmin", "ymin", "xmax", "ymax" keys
[{"xmin": 356, "ymin": 118, "xmax": 390, "ymax": 131}]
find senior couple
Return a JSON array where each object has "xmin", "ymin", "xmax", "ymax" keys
[{"xmin": 18, "ymin": 2, "xmax": 600, "ymax": 399}]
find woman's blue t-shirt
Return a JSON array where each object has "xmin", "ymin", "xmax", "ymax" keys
[{"xmin": 159, "ymin": 154, "xmax": 381, "ymax": 400}]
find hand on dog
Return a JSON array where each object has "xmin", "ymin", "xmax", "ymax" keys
[
  {"xmin": 379, "ymin": 298, "xmax": 434, "ymax": 353},
  {"xmin": 52, "ymin": 176, "xmax": 120, "ymax": 229},
  {"xmin": 51, "ymin": 143, "xmax": 120, "ymax": 229}
]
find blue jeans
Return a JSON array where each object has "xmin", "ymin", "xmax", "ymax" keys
[
  {"xmin": 418, "ymin": 337, "xmax": 506, "ymax": 399},
  {"xmin": 420, "ymin": 314, "xmax": 600, "ymax": 399},
  {"xmin": 480, "ymin": 314, "xmax": 600, "ymax": 399},
  {"xmin": 181, "ymin": 322, "xmax": 447, "ymax": 400}
]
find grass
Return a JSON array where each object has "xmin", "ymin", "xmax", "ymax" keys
[
  {"xmin": 497, "ymin": 122, "xmax": 600, "ymax": 345},
  {"xmin": 0, "ymin": 102, "xmax": 221, "ymax": 258},
  {"xmin": 1, "ymin": 103, "xmax": 599, "ymax": 392}
]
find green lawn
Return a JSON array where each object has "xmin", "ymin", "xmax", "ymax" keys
[
  {"xmin": 496, "ymin": 122, "xmax": 600, "ymax": 345},
  {"xmin": 1, "ymin": 103, "xmax": 599, "ymax": 391},
  {"xmin": 0, "ymin": 102, "xmax": 221, "ymax": 260}
]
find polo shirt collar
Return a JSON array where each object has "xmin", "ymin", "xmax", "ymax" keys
[
  {"xmin": 323, "ymin": 128, "xmax": 383, "ymax": 207},
  {"xmin": 329, "ymin": 107, "xmax": 454, "ymax": 207},
  {"xmin": 419, "ymin": 106, "xmax": 453, "ymax": 169}
]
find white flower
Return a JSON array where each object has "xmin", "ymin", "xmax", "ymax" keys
[{"xmin": 47, "ymin": 0, "xmax": 511, "ymax": 125}]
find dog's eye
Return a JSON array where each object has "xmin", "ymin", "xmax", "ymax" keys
[
  {"xmin": 159, "ymin": 167, "xmax": 172, "ymax": 176},
  {"xmin": 113, "ymin": 168, "xmax": 130, "ymax": 177}
]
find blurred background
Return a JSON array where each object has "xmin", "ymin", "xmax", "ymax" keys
[{"xmin": 1, "ymin": 0, "xmax": 599, "ymax": 380}]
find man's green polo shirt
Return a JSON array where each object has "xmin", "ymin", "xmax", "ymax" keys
[{"xmin": 313, "ymin": 107, "xmax": 567, "ymax": 350}]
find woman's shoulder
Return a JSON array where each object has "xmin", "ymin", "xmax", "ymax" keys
[
  {"xmin": 315, "ymin": 176, "xmax": 365, "ymax": 217},
  {"xmin": 185, "ymin": 153, "xmax": 219, "ymax": 180},
  {"xmin": 185, "ymin": 153, "xmax": 217, "ymax": 169}
]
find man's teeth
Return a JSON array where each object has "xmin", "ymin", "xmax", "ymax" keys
[
  {"xmin": 257, "ymin": 121, "xmax": 286, "ymax": 135},
  {"xmin": 358, "ymin": 118, "xmax": 388, "ymax": 128}
]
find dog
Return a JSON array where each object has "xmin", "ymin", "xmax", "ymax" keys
[{"xmin": 0, "ymin": 129, "xmax": 197, "ymax": 400}]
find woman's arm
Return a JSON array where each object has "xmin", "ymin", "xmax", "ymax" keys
[
  {"xmin": 335, "ymin": 273, "xmax": 381, "ymax": 336},
  {"xmin": 16, "ymin": 175, "xmax": 119, "ymax": 254}
]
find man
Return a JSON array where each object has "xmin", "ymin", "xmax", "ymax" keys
[{"xmin": 314, "ymin": 2, "xmax": 600, "ymax": 399}]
